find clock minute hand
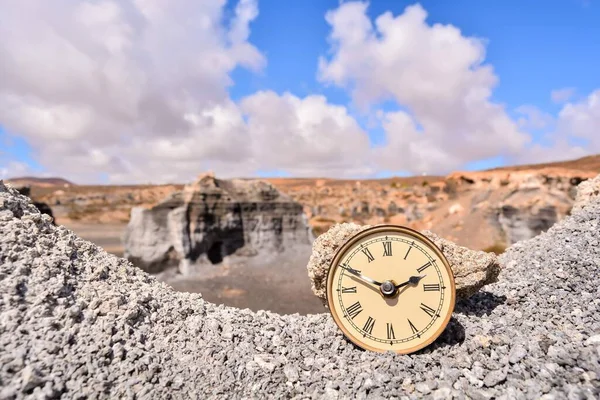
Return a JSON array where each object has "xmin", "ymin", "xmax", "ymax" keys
[
  {"xmin": 394, "ymin": 275, "xmax": 426, "ymax": 290},
  {"xmin": 342, "ymin": 266, "xmax": 383, "ymax": 286}
]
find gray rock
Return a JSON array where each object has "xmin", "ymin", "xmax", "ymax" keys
[
  {"xmin": 306, "ymin": 223, "xmax": 501, "ymax": 304},
  {"xmin": 496, "ymin": 204, "xmax": 559, "ymax": 244},
  {"xmin": 509, "ymin": 344, "xmax": 528, "ymax": 364},
  {"xmin": 483, "ymin": 369, "xmax": 507, "ymax": 388},
  {"xmin": 573, "ymin": 175, "xmax": 600, "ymax": 212},
  {"xmin": 20, "ymin": 366, "xmax": 45, "ymax": 393},
  {"xmin": 1, "ymin": 179, "xmax": 600, "ymax": 398},
  {"xmin": 123, "ymin": 172, "xmax": 313, "ymax": 274}
]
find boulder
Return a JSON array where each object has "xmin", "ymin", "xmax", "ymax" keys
[
  {"xmin": 573, "ymin": 174, "xmax": 600, "ymax": 212},
  {"xmin": 124, "ymin": 172, "xmax": 313, "ymax": 274},
  {"xmin": 307, "ymin": 223, "xmax": 500, "ymax": 305}
]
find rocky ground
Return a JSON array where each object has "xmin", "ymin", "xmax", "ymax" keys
[
  {"xmin": 166, "ymin": 247, "xmax": 322, "ymax": 315},
  {"xmin": 2, "ymin": 180, "xmax": 600, "ymax": 399},
  {"xmin": 18, "ymin": 161, "xmax": 597, "ymax": 253}
]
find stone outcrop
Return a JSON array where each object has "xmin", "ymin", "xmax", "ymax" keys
[
  {"xmin": 441, "ymin": 169, "xmax": 595, "ymax": 247},
  {"xmin": 479, "ymin": 171, "xmax": 586, "ymax": 244},
  {"xmin": 307, "ymin": 223, "xmax": 500, "ymax": 305},
  {"xmin": 15, "ymin": 185, "xmax": 55, "ymax": 224},
  {"xmin": 124, "ymin": 172, "xmax": 313, "ymax": 274},
  {"xmin": 573, "ymin": 174, "xmax": 600, "ymax": 212}
]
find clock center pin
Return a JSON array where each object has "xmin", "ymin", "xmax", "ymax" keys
[{"xmin": 380, "ymin": 280, "xmax": 396, "ymax": 297}]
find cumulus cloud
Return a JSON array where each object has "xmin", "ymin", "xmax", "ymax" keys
[
  {"xmin": 0, "ymin": 161, "xmax": 38, "ymax": 180},
  {"xmin": 0, "ymin": 0, "xmax": 377, "ymax": 183},
  {"xmin": 515, "ymin": 105, "xmax": 554, "ymax": 130},
  {"xmin": 240, "ymin": 91, "xmax": 373, "ymax": 177},
  {"xmin": 318, "ymin": 2, "xmax": 531, "ymax": 174},
  {"xmin": 551, "ymin": 87, "xmax": 576, "ymax": 104},
  {"xmin": 557, "ymin": 89, "xmax": 600, "ymax": 143},
  {"xmin": 511, "ymin": 89, "xmax": 600, "ymax": 165},
  {"xmin": 0, "ymin": 0, "xmax": 266, "ymax": 182},
  {"xmin": 2, "ymin": 0, "xmax": 595, "ymax": 183}
]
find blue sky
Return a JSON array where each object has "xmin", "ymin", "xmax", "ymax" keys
[
  {"xmin": 1, "ymin": 0, "xmax": 599, "ymax": 183},
  {"xmin": 230, "ymin": 0, "xmax": 600, "ymax": 107},
  {"xmin": 230, "ymin": 0, "xmax": 599, "ymax": 159}
]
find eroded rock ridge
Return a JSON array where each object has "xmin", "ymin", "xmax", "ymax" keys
[{"xmin": 124, "ymin": 172, "xmax": 313, "ymax": 274}]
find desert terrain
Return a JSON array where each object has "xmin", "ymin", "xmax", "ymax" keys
[{"xmin": 7, "ymin": 155, "xmax": 600, "ymax": 314}]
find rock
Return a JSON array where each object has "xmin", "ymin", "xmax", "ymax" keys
[
  {"xmin": 495, "ymin": 204, "xmax": 560, "ymax": 245},
  {"xmin": 448, "ymin": 203, "xmax": 464, "ymax": 215},
  {"xmin": 14, "ymin": 185, "xmax": 55, "ymax": 224},
  {"xmin": 508, "ymin": 344, "xmax": 527, "ymax": 364},
  {"xmin": 306, "ymin": 223, "xmax": 500, "ymax": 304},
  {"xmin": 124, "ymin": 173, "xmax": 313, "ymax": 274},
  {"xmin": 442, "ymin": 170, "xmax": 596, "ymax": 248},
  {"xmin": 387, "ymin": 201, "xmax": 400, "ymax": 215},
  {"xmin": 2, "ymin": 178, "xmax": 600, "ymax": 397},
  {"xmin": 491, "ymin": 173, "xmax": 600, "ymax": 245},
  {"xmin": 573, "ymin": 175, "xmax": 600, "ymax": 212},
  {"xmin": 351, "ymin": 201, "xmax": 369, "ymax": 218},
  {"xmin": 21, "ymin": 366, "xmax": 45, "ymax": 393},
  {"xmin": 483, "ymin": 369, "xmax": 507, "ymax": 388}
]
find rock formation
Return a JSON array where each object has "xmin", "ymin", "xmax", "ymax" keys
[
  {"xmin": 123, "ymin": 172, "xmax": 313, "ymax": 274},
  {"xmin": 472, "ymin": 171, "xmax": 584, "ymax": 245},
  {"xmin": 306, "ymin": 223, "xmax": 500, "ymax": 304},
  {"xmin": 2, "ymin": 177, "xmax": 600, "ymax": 398},
  {"xmin": 573, "ymin": 174, "xmax": 600, "ymax": 212},
  {"xmin": 267, "ymin": 168, "xmax": 596, "ymax": 251},
  {"xmin": 15, "ymin": 185, "xmax": 55, "ymax": 224}
]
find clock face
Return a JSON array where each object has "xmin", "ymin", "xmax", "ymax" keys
[{"xmin": 326, "ymin": 225, "xmax": 456, "ymax": 354}]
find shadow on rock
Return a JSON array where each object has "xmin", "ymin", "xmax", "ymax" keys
[
  {"xmin": 413, "ymin": 317, "xmax": 466, "ymax": 355},
  {"xmin": 341, "ymin": 317, "xmax": 466, "ymax": 355},
  {"xmin": 455, "ymin": 291, "xmax": 507, "ymax": 317}
]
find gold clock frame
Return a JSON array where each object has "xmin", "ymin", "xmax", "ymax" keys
[{"xmin": 325, "ymin": 224, "xmax": 456, "ymax": 354}]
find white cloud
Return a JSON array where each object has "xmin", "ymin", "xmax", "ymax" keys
[
  {"xmin": 2, "ymin": 0, "xmax": 594, "ymax": 183},
  {"xmin": 515, "ymin": 105, "xmax": 554, "ymax": 130},
  {"xmin": 0, "ymin": 161, "xmax": 37, "ymax": 180},
  {"xmin": 0, "ymin": 0, "xmax": 266, "ymax": 183},
  {"xmin": 511, "ymin": 89, "xmax": 600, "ymax": 165},
  {"xmin": 240, "ymin": 91, "xmax": 374, "ymax": 177},
  {"xmin": 551, "ymin": 87, "xmax": 576, "ymax": 104},
  {"xmin": 0, "ymin": 0, "xmax": 376, "ymax": 183},
  {"xmin": 557, "ymin": 89, "xmax": 600, "ymax": 143},
  {"xmin": 318, "ymin": 2, "xmax": 531, "ymax": 174}
]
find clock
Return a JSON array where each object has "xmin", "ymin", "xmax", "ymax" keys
[{"xmin": 326, "ymin": 225, "xmax": 456, "ymax": 354}]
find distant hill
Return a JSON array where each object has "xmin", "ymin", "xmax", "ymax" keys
[
  {"xmin": 488, "ymin": 154, "xmax": 600, "ymax": 173},
  {"xmin": 5, "ymin": 176, "xmax": 75, "ymax": 187}
]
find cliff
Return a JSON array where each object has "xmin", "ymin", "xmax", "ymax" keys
[{"xmin": 123, "ymin": 172, "xmax": 314, "ymax": 274}]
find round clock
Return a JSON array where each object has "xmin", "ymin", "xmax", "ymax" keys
[{"xmin": 326, "ymin": 225, "xmax": 456, "ymax": 354}]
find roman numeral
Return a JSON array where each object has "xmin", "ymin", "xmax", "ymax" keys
[
  {"xmin": 417, "ymin": 261, "xmax": 431, "ymax": 273},
  {"xmin": 362, "ymin": 248, "xmax": 375, "ymax": 263},
  {"xmin": 423, "ymin": 283, "xmax": 440, "ymax": 292},
  {"xmin": 408, "ymin": 319, "xmax": 419, "ymax": 336},
  {"xmin": 382, "ymin": 241, "xmax": 392, "ymax": 257},
  {"xmin": 420, "ymin": 303, "xmax": 437, "ymax": 318},
  {"xmin": 346, "ymin": 302, "xmax": 363, "ymax": 319},
  {"xmin": 341, "ymin": 286, "xmax": 357, "ymax": 293},
  {"xmin": 386, "ymin": 323, "xmax": 395, "ymax": 340},
  {"xmin": 404, "ymin": 242, "xmax": 414, "ymax": 259},
  {"xmin": 362, "ymin": 316, "xmax": 375, "ymax": 335}
]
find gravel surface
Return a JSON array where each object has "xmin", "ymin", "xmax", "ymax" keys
[{"xmin": 1, "ymin": 181, "xmax": 599, "ymax": 399}]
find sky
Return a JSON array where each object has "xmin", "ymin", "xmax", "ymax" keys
[{"xmin": 0, "ymin": 0, "xmax": 599, "ymax": 184}]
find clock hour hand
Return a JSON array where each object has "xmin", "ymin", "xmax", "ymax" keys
[
  {"xmin": 341, "ymin": 266, "xmax": 383, "ymax": 286},
  {"xmin": 394, "ymin": 275, "xmax": 426, "ymax": 290}
]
